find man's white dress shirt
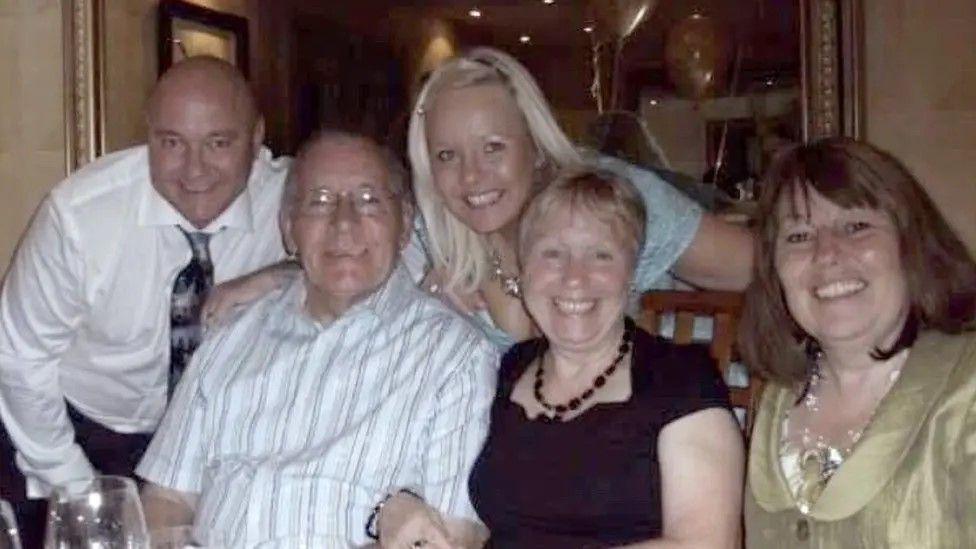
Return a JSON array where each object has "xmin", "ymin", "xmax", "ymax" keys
[
  {"xmin": 137, "ymin": 266, "xmax": 498, "ymax": 547},
  {"xmin": 0, "ymin": 145, "xmax": 289, "ymax": 497}
]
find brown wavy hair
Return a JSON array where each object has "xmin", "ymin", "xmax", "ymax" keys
[{"xmin": 738, "ymin": 137, "xmax": 976, "ymax": 387}]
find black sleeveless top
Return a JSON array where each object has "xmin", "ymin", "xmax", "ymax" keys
[{"xmin": 469, "ymin": 323, "xmax": 730, "ymax": 548}]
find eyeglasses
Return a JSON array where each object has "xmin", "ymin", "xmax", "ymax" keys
[{"xmin": 298, "ymin": 187, "xmax": 398, "ymax": 218}]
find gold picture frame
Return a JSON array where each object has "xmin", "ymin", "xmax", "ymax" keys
[
  {"xmin": 800, "ymin": 0, "xmax": 865, "ymax": 141},
  {"xmin": 63, "ymin": 0, "xmax": 106, "ymax": 173},
  {"xmin": 158, "ymin": 0, "xmax": 250, "ymax": 78}
]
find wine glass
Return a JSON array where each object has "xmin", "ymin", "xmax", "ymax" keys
[
  {"xmin": 0, "ymin": 498, "xmax": 22, "ymax": 549},
  {"xmin": 45, "ymin": 476, "xmax": 149, "ymax": 548}
]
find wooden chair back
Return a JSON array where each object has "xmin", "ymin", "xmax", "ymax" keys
[{"xmin": 637, "ymin": 290, "xmax": 762, "ymax": 428}]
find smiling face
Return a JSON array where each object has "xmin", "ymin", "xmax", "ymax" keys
[
  {"xmin": 147, "ymin": 60, "xmax": 263, "ymax": 229},
  {"xmin": 283, "ymin": 137, "xmax": 411, "ymax": 320},
  {"xmin": 521, "ymin": 204, "xmax": 635, "ymax": 354},
  {"xmin": 425, "ymin": 83, "xmax": 540, "ymax": 235},
  {"xmin": 774, "ymin": 186, "xmax": 910, "ymax": 351}
]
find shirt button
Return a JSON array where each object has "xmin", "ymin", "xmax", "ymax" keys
[{"xmin": 795, "ymin": 518, "xmax": 810, "ymax": 541}]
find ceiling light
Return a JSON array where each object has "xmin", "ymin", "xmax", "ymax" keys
[
  {"xmin": 468, "ymin": 8, "xmax": 481, "ymax": 17},
  {"xmin": 765, "ymin": 77, "xmax": 775, "ymax": 86},
  {"xmin": 519, "ymin": 35, "xmax": 531, "ymax": 44},
  {"xmin": 583, "ymin": 25, "xmax": 594, "ymax": 33},
  {"xmin": 543, "ymin": 0, "xmax": 555, "ymax": 4},
  {"xmin": 648, "ymin": 99, "xmax": 659, "ymax": 106}
]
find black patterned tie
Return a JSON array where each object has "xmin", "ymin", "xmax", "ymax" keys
[{"xmin": 169, "ymin": 229, "xmax": 213, "ymax": 398}]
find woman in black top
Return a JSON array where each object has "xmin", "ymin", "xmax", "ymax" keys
[
  {"xmin": 377, "ymin": 170, "xmax": 744, "ymax": 548},
  {"xmin": 466, "ymin": 170, "xmax": 744, "ymax": 548},
  {"xmin": 469, "ymin": 323, "xmax": 734, "ymax": 547}
]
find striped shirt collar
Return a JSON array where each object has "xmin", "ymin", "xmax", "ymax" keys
[{"xmin": 288, "ymin": 263, "xmax": 418, "ymax": 329}]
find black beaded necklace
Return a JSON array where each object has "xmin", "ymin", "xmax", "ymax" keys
[{"xmin": 533, "ymin": 317, "xmax": 634, "ymax": 421}]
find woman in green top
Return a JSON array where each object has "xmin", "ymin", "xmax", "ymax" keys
[{"xmin": 738, "ymin": 137, "xmax": 976, "ymax": 548}]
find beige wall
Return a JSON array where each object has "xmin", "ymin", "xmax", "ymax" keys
[
  {"xmin": 864, "ymin": 0, "xmax": 976, "ymax": 253},
  {"xmin": 0, "ymin": 1, "xmax": 65, "ymax": 271},
  {"xmin": 391, "ymin": 14, "xmax": 457, "ymax": 102}
]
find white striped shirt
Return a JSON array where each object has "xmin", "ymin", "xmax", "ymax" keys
[{"xmin": 137, "ymin": 266, "xmax": 498, "ymax": 547}]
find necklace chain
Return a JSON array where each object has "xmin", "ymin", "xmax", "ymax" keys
[
  {"xmin": 533, "ymin": 318, "xmax": 634, "ymax": 421},
  {"xmin": 783, "ymin": 357, "xmax": 905, "ymax": 514},
  {"xmin": 488, "ymin": 247, "xmax": 521, "ymax": 299},
  {"xmin": 799, "ymin": 364, "xmax": 902, "ymax": 452}
]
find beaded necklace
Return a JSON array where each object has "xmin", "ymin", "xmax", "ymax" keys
[{"xmin": 533, "ymin": 318, "xmax": 634, "ymax": 421}]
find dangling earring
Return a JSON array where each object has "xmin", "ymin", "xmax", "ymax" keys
[
  {"xmin": 796, "ymin": 336, "xmax": 823, "ymax": 404},
  {"xmin": 803, "ymin": 336, "xmax": 824, "ymax": 362}
]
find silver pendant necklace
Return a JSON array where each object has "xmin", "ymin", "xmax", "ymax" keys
[{"xmin": 488, "ymin": 247, "xmax": 521, "ymax": 299}]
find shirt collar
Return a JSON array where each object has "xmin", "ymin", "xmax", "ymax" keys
[
  {"xmin": 136, "ymin": 146, "xmax": 273, "ymax": 233},
  {"xmin": 284, "ymin": 263, "xmax": 418, "ymax": 329},
  {"xmin": 354, "ymin": 264, "xmax": 417, "ymax": 323},
  {"xmin": 748, "ymin": 330, "xmax": 973, "ymax": 519}
]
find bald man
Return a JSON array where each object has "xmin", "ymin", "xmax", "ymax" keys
[{"xmin": 0, "ymin": 57, "xmax": 288, "ymax": 544}]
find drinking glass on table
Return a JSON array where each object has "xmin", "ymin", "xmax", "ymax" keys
[
  {"xmin": 0, "ymin": 498, "xmax": 22, "ymax": 549},
  {"xmin": 45, "ymin": 476, "xmax": 149, "ymax": 548}
]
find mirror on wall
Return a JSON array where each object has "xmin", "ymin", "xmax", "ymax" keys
[
  {"xmin": 570, "ymin": 0, "xmax": 863, "ymax": 210},
  {"xmin": 64, "ymin": 0, "xmax": 863, "ymax": 182}
]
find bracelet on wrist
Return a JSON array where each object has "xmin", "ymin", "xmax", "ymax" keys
[{"xmin": 364, "ymin": 488, "xmax": 424, "ymax": 540}]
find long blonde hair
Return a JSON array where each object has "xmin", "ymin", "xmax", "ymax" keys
[{"xmin": 407, "ymin": 47, "xmax": 583, "ymax": 293}]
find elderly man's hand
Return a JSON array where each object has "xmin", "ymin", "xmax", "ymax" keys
[
  {"xmin": 202, "ymin": 261, "xmax": 300, "ymax": 327},
  {"xmin": 377, "ymin": 492, "xmax": 463, "ymax": 549}
]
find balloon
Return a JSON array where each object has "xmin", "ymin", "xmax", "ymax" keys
[
  {"xmin": 664, "ymin": 14, "xmax": 732, "ymax": 101},
  {"xmin": 587, "ymin": 0, "xmax": 658, "ymax": 43}
]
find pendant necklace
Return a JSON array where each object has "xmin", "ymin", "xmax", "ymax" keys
[{"xmin": 488, "ymin": 246, "xmax": 521, "ymax": 299}]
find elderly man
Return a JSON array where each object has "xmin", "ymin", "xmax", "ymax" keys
[
  {"xmin": 137, "ymin": 132, "xmax": 497, "ymax": 547},
  {"xmin": 0, "ymin": 57, "xmax": 288, "ymax": 544}
]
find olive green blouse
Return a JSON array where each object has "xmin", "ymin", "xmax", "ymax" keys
[{"xmin": 745, "ymin": 330, "xmax": 976, "ymax": 548}]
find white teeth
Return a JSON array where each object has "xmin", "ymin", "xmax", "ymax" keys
[
  {"xmin": 814, "ymin": 279, "xmax": 866, "ymax": 299},
  {"xmin": 553, "ymin": 298, "xmax": 596, "ymax": 314},
  {"xmin": 465, "ymin": 190, "xmax": 502, "ymax": 208}
]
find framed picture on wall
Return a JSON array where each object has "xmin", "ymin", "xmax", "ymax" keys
[{"xmin": 157, "ymin": 0, "xmax": 249, "ymax": 78}]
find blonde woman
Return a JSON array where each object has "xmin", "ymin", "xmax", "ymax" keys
[
  {"xmin": 405, "ymin": 47, "xmax": 752, "ymax": 346},
  {"xmin": 205, "ymin": 48, "xmax": 753, "ymax": 349}
]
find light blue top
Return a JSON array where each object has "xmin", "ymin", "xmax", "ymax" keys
[{"xmin": 403, "ymin": 156, "xmax": 703, "ymax": 350}]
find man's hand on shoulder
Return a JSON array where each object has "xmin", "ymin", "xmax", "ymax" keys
[{"xmin": 202, "ymin": 260, "xmax": 300, "ymax": 327}]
